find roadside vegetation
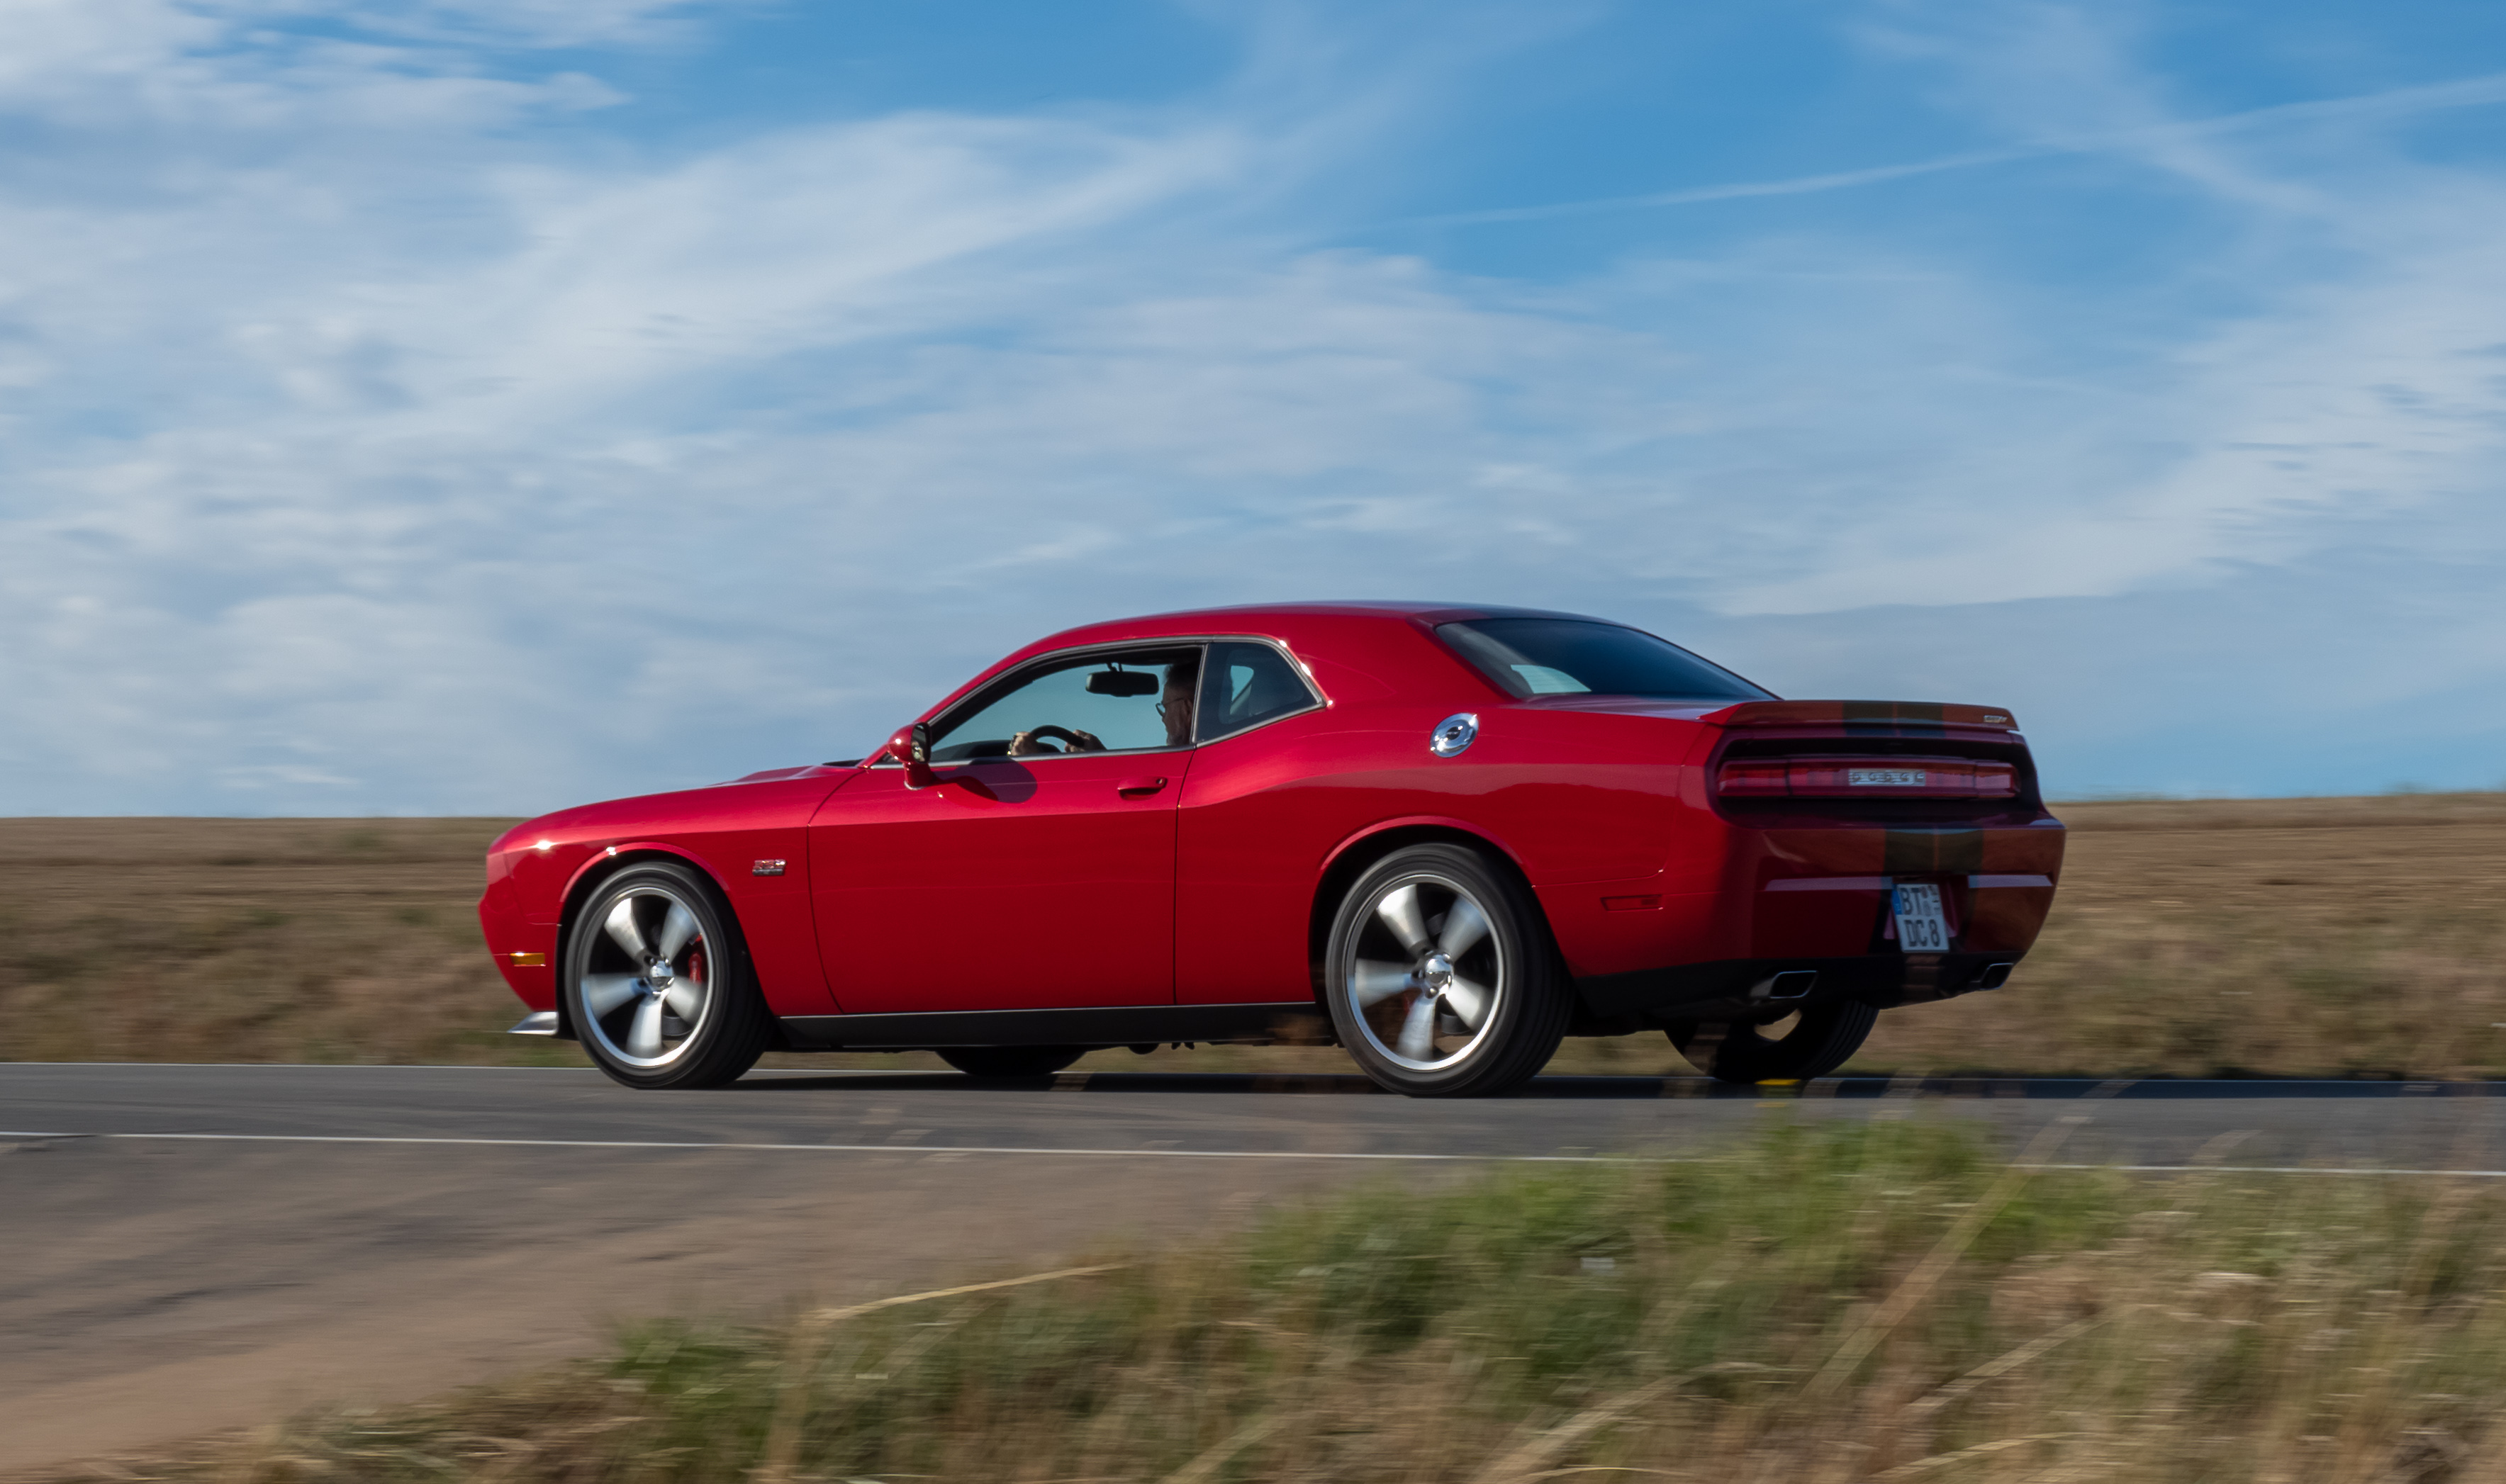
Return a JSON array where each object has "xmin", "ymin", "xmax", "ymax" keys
[
  {"xmin": 53, "ymin": 1120, "xmax": 2506, "ymax": 1484},
  {"xmin": 2, "ymin": 792, "xmax": 2502, "ymax": 1077}
]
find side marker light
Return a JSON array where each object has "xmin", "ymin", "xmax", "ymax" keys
[{"xmin": 508, "ymin": 952, "xmax": 548, "ymax": 967}]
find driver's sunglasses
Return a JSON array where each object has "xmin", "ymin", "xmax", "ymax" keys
[{"xmin": 1154, "ymin": 697, "xmax": 1192, "ymax": 719}]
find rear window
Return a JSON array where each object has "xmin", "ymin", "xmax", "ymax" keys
[{"xmin": 1436, "ymin": 619, "xmax": 1772, "ymax": 702}]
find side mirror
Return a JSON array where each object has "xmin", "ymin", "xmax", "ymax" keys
[{"xmin": 888, "ymin": 722, "xmax": 936, "ymax": 788}]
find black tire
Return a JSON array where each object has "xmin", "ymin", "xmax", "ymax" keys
[
  {"xmin": 1322, "ymin": 843, "xmax": 1570, "ymax": 1097},
  {"xmin": 1668, "ymin": 1001, "xmax": 1876, "ymax": 1084},
  {"xmin": 564, "ymin": 862, "xmax": 772, "ymax": 1089},
  {"xmin": 937, "ymin": 1046, "xmax": 1088, "ymax": 1079}
]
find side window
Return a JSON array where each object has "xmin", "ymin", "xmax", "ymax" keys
[
  {"xmin": 1197, "ymin": 641, "xmax": 1320, "ymax": 742},
  {"xmin": 929, "ymin": 646, "xmax": 1202, "ymax": 762}
]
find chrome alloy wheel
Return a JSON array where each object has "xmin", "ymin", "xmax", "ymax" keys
[
  {"xmin": 1339, "ymin": 873, "xmax": 1505, "ymax": 1072},
  {"xmin": 577, "ymin": 885, "xmax": 712, "ymax": 1069}
]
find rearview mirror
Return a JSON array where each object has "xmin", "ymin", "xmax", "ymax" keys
[
  {"xmin": 1085, "ymin": 668, "xmax": 1160, "ymax": 698},
  {"xmin": 888, "ymin": 722, "xmax": 936, "ymax": 788}
]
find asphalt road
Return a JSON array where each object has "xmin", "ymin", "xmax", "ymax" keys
[{"xmin": 8, "ymin": 1062, "xmax": 2505, "ymax": 1473}]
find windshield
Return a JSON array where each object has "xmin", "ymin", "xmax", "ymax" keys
[{"xmin": 1436, "ymin": 619, "xmax": 1772, "ymax": 701}]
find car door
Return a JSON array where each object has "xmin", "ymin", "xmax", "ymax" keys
[{"xmin": 807, "ymin": 643, "xmax": 1202, "ymax": 1013}]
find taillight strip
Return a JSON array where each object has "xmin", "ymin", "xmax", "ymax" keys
[{"xmin": 1716, "ymin": 755, "xmax": 2018, "ymax": 799}]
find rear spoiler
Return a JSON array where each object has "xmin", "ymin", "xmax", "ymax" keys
[{"xmin": 1697, "ymin": 700, "xmax": 2020, "ymax": 733}]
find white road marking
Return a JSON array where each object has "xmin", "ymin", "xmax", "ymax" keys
[
  {"xmin": 3, "ymin": 1128, "xmax": 2505, "ymax": 1177},
  {"xmin": 0, "ymin": 1130, "xmax": 1619, "ymax": 1162},
  {"xmin": 0, "ymin": 1062, "xmax": 612, "ymax": 1070}
]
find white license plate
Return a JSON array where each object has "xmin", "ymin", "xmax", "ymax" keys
[
  {"xmin": 1894, "ymin": 882, "xmax": 1950, "ymax": 952},
  {"xmin": 1851, "ymin": 768, "xmax": 1928, "ymax": 787}
]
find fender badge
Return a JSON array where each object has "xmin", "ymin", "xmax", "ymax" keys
[{"xmin": 753, "ymin": 859, "xmax": 787, "ymax": 877}]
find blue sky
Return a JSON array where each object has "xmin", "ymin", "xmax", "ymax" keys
[{"xmin": 3, "ymin": 0, "xmax": 2504, "ymax": 813}]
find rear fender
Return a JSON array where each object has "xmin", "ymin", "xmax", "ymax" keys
[
  {"xmin": 1307, "ymin": 816, "xmax": 1550, "ymax": 1001},
  {"xmin": 1317, "ymin": 814, "xmax": 1530, "ymax": 883}
]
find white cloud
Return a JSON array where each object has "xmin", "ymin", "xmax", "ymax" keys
[
  {"xmin": 1, "ymin": 1, "xmax": 2502, "ymax": 811},
  {"xmin": 1721, "ymin": 210, "xmax": 2506, "ymax": 611},
  {"xmin": 0, "ymin": 0, "xmax": 627, "ymax": 134}
]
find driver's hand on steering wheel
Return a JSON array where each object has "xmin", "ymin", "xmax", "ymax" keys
[{"xmin": 1007, "ymin": 728, "xmax": 1105, "ymax": 756}]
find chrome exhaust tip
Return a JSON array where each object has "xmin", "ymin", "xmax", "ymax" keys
[{"xmin": 1750, "ymin": 969, "xmax": 1819, "ymax": 1001}]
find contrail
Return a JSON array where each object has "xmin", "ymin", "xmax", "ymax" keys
[{"xmin": 1391, "ymin": 69, "xmax": 2506, "ymax": 229}]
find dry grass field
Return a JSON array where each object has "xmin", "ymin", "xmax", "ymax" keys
[
  {"xmin": 0, "ymin": 816, "xmax": 544, "ymax": 1068},
  {"xmin": 1842, "ymin": 792, "xmax": 2506, "ymax": 1081},
  {"xmin": 3, "ymin": 793, "xmax": 2501, "ymax": 1077}
]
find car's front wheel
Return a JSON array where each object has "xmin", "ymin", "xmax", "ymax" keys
[
  {"xmin": 1667, "ymin": 1001, "xmax": 1876, "ymax": 1084},
  {"xmin": 1324, "ymin": 843, "xmax": 1570, "ymax": 1097},
  {"xmin": 564, "ymin": 862, "xmax": 771, "ymax": 1089}
]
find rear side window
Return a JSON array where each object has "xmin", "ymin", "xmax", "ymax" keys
[
  {"xmin": 1436, "ymin": 619, "xmax": 1771, "ymax": 701},
  {"xmin": 1198, "ymin": 641, "xmax": 1320, "ymax": 741}
]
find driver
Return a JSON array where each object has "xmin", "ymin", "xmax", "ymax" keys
[
  {"xmin": 1156, "ymin": 656, "xmax": 1197, "ymax": 746},
  {"xmin": 1007, "ymin": 656, "xmax": 1198, "ymax": 756}
]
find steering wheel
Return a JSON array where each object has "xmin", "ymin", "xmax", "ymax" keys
[{"xmin": 1022, "ymin": 724, "xmax": 1102, "ymax": 753}]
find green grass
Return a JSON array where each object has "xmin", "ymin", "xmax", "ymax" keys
[{"xmin": 73, "ymin": 1120, "xmax": 2506, "ymax": 1484}]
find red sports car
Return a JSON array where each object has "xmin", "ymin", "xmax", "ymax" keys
[{"xmin": 478, "ymin": 603, "xmax": 2064, "ymax": 1096}]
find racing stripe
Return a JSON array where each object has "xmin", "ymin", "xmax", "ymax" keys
[{"xmin": 1884, "ymin": 828, "xmax": 1985, "ymax": 876}]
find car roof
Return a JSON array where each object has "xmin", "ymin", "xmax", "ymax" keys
[
  {"xmin": 1031, "ymin": 600, "xmax": 1617, "ymax": 645},
  {"xmin": 919, "ymin": 602, "xmax": 1635, "ymax": 721}
]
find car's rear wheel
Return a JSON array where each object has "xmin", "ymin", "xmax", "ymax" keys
[
  {"xmin": 565, "ymin": 862, "xmax": 771, "ymax": 1089},
  {"xmin": 1668, "ymin": 1001, "xmax": 1876, "ymax": 1084},
  {"xmin": 1324, "ymin": 843, "xmax": 1570, "ymax": 1097},
  {"xmin": 936, "ymin": 1046, "xmax": 1089, "ymax": 1079}
]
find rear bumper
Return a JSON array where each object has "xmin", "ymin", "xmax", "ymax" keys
[
  {"xmin": 1543, "ymin": 819, "xmax": 2064, "ymax": 989},
  {"xmin": 1577, "ymin": 950, "xmax": 2021, "ymax": 1023}
]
